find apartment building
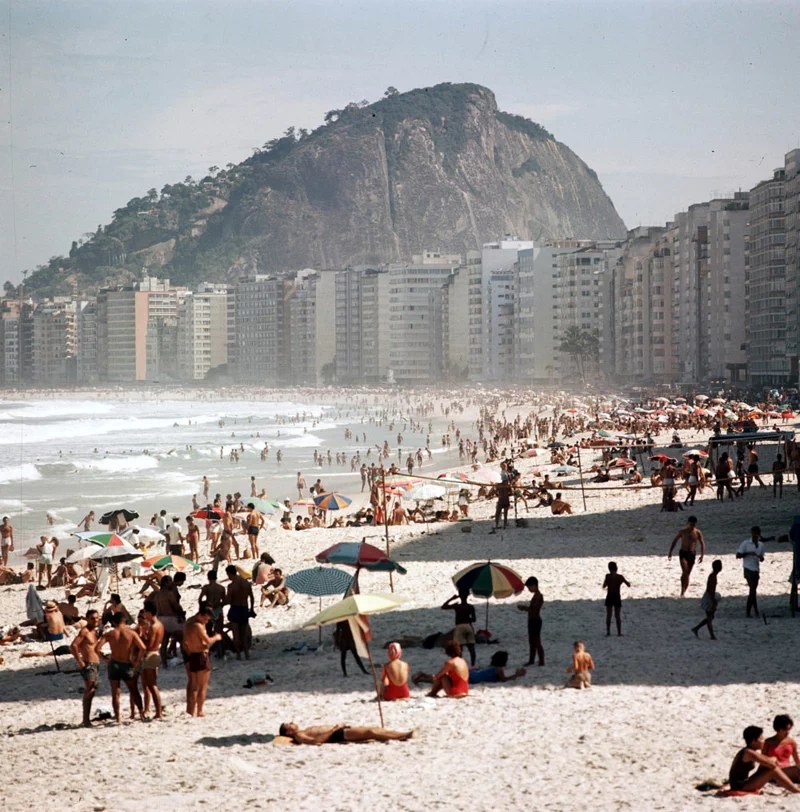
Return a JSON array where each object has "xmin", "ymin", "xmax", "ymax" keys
[
  {"xmin": 786, "ymin": 150, "xmax": 800, "ymax": 379},
  {"xmin": 31, "ymin": 300, "xmax": 77, "ymax": 384},
  {"xmin": 96, "ymin": 287, "xmax": 150, "ymax": 382},
  {"xmin": 286, "ymin": 270, "xmax": 336, "ymax": 385},
  {"xmin": 177, "ymin": 286, "xmax": 228, "ymax": 381}
]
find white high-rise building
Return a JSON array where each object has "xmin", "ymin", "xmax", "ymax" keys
[{"xmin": 177, "ymin": 286, "xmax": 229, "ymax": 381}]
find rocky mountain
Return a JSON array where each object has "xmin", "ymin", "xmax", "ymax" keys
[{"xmin": 21, "ymin": 83, "xmax": 625, "ymax": 295}]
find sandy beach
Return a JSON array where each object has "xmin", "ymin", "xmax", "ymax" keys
[{"xmin": 2, "ymin": 402, "xmax": 800, "ymax": 811}]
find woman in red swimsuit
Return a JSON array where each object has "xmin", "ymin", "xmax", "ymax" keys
[
  {"xmin": 427, "ymin": 641, "xmax": 469, "ymax": 698},
  {"xmin": 380, "ymin": 642, "xmax": 410, "ymax": 701},
  {"xmin": 764, "ymin": 714, "xmax": 800, "ymax": 781}
]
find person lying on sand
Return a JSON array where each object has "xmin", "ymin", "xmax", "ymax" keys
[
  {"xmin": 727, "ymin": 725, "xmax": 800, "ymax": 793},
  {"xmin": 278, "ymin": 722, "xmax": 414, "ymax": 744},
  {"xmin": 468, "ymin": 650, "xmax": 526, "ymax": 685}
]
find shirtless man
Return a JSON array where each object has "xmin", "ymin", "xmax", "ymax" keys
[
  {"xmin": 278, "ymin": 722, "xmax": 414, "ymax": 745},
  {"xmin": 245, "ymin": 503, "xmax": 263, "ymax": 559},
  {"xmin": 200, "ymin": 569, "xmax": 226, "ymax": 655},
  {"xmin": 1, "ymin": 517, "xmax": 14, "ymax": 566},
  {"xmin": 550, "ymin": 493, "xmax": 573, "ymax": 516},
  {"xmin": 152, "ymin": 575, "xmax": 183, "ymax": 665},
  {"xmin": 183, "ymin": 603, "xmax": 221, "ymax": 717},
  {"xmin": 141, "ymin": 600, "xmax": 164, "ymax": 719},
  {"xmin": 70, "ymin": 609, "xmax": 101, "ymax": 727},
  {"xmin": 602, "ymin": 561, "xmax": 631, "ymax": 636},
  {"xmin": 221, "ymin": 506, "xmax": 240, "ymax": 559},
  {"xmin": 225, "ymin": 564, "xmax": 254, "ymax": 660},
  {"xmin": 668, "ymin": 516, "xmax": 705, "ymax": 597},
  {"xmin": 43, "ymin": 600, "xmax": 66, "ymax": 643},
  {"xmin": 296, "ymin": 471, "xmax": 306, "ymax": 499},
  {"xmin": 517, "ymin": 576, "xmax": 544, "ymax": 666},
  {"xmin": 94, "ymin": 613, "xmax": 146, "ymax": 723}
]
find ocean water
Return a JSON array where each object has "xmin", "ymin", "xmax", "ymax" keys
[{"xmin": 0, "ymin": 397, "xmax": 464, "ymax": 551}]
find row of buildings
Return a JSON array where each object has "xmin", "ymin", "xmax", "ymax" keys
[{"xmin": 2, "ymin": 148, "xmax": 799, "ymax": 389}]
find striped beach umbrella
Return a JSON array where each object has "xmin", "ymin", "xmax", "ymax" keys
[
  {"xmin": 316, "ymin": 540, "xmax": 407, "ymax": 574},
  {"xmin": 453, "ymin": 561, "xmax": 525, "ymax": 599},
  {"xmin": 141, "ymin": 554, "xmax": 201, "ymax": 573},
  {"xmin": 313, "ymin": 492, "xmax": 352, "ymax": 511},
  {"xmin": 71, "ymin": 531, "xmax": 126, "ymax": 547}
]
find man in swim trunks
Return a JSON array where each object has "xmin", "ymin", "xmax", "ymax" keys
[
  {"xmin": 245, "ymin": 503, "xmax": 263, "ymax": 559},
  {"xmin": 225, "ymin": 564, "xmax": 254, "ymax": 660},
  {"xmin": 94, "ymin": 612, "xmax": 146, "ymax": 723},
  {"xmin": 667, "ymin": 515, "xmax": 705, "ymax": 597},
  {"xmin": 152, "ymin": 574, "xmax": 183, "ymax": 665},
  {"xmin": 602, "ymin": 561, "xmax": 631, "ymax": 637},
  {"xmin": 70, "ymin": 609, "xmax": 100, "ymax": 727},
  {"xmin": 199, "ymin": 569, "xmax": 226, "ymax": 655},
  {"xmin": 517, "ymin": 576, "xmax": 544, "ymax": 666},
  {"xmin": 278, "ymin": 722, "xmax": 414, "ymax": 744},
  {"xmin": 141, "ymin": 600, "xmax": 164, "ymax": 719},
  {"xmin": 43, "ymin": 600, "xmax": 66, "ymax": 642},
  {"xmin": 441, "ymin": 590, "xmax": 476, "ymax": 665},
  {"xmin": 183, "ymin": 603, "xmax": 221, "ymax": 717},
  {"xmin": 0, "ymin": 516, "xmax": 13, "ymax": 566}
]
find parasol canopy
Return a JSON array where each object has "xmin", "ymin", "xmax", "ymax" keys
[
  {"xmin": 243, "ymin": 497, "xmax": 282, "ymax": 513},
  {"xmin": 316, "ymin": 541, "xmax": 407, "ymax": 574},
  {"xmin": 403, "ymin": 483, "xmax": 446, "ymax": 501},
  {"xmin": 553, "ymin": 464, "xmax": 579, "ymax": 474},
  {"xmin": 141, "ymin": 554, "xmax": 201, "ymax": 573},
  {"xmin": 191, "ymin": 507, "xmax": 224, "ymax": 521},
  {"xmin": 285, "ymin": 566, "xmax": 353, "ymax": 597},
  {"xmin": 71, "ymin": 531, "xmax": 126, "ymax": 547},
  {"xmin": 452, "ymin": 561, "xmax": 525, "ymax": 599},
  {"xmin": 87, "ymin": 535, "xmax": 142, "ymax": 563},
  {"xmin": 609, "ymin": 458, "xmax": 636, "ymax": 468},
  {"xmin": 313, "ymin": 492, "xmax": 353, "ymax": 511},
  {"xmin": 682, "ymin": 449, "xmax": 709, "ymax": 459},
  {"xmin": 301, "ymin": 592, "xmax": 410, "ymax": 629},
  {"xmin": 99, "ymin": 508, "xmax": 139, "ymax": 526},
  {"xmin": 121, "ymin": 525, "xmax": 167, "ymax": 543}
]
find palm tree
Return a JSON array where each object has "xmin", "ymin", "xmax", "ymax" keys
[{"xmin": 557, "ymin": 327, "xmax": 599, "ymax": 384}]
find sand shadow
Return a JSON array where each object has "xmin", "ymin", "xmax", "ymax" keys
[{"xmin": 196, "ymin": 732, "xmax": 276, "ymax": 747}]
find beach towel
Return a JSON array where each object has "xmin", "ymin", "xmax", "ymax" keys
[
  {"xmin": 714, "ymin": 789, "xmax": 761, "ymax": 797},
  {"xmin": 25, "ymin": 584, "xmax": 44, "ymax": 622}
]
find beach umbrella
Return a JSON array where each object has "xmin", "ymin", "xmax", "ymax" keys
[
  {"xmin": 87, "ymin": 536, "xmax": 142, "ymax": 563},
  {"xmin": 547, "ymin": 441, "xmax": 565, "ymax": 448},
  {"xmin": 99, "ymin": 508, "xmax": 139, "ymax": 526},
  {"xmin": 121, "ymin": 525, "xmax": 166, "ymax": 543},
  {"xmin": 553, "ymin": 464, "xmax": 579, "ymax": 474},
  {"xmin": 472, "ymin": 467, "xmax": 502, "ymax": 484},
  {"xmin": 452, "ymin": 561, "xmax": 525, "ymax": 630},
  {"xmin": 649, "ymin": 454, "xmax": 670, "ymax": 463},
  {"xmin": 695, "ymin": 395, "xmax": 709, "ymax": 401},
  {"xmin": 766, "ymin": 410, "xmax": 781, "ymax": 418},
  {"xmin": 71, "ymin": 531, "xmax": 126, "ymax": 547},
  {"xmin": 524, "ymin": 448, "xmax": 540, "ymax": 458},
  {"xmin": 437, "ymin": 471, "xmax": 470, "ymax": 482},
  {"xmin": 293, "ymin": 499, "xmax": 317, "ymax": 508},
  {"xmin": 191, "ymin": 507, "xmax": 224, "ymax": 521},
  {"xmin": 316, "ymin": 540, "xmax": 407, "ymax": 574},
  {"xmin": 141, "ymin": 554, "xmax": 201, "ymax": 573},
  {"xmin": 301, "ymin": 592, "xmax": 411, "ymax": 727},
  {"xmin": 286, "ymin": 565, "xmax": 355, "ymax": 643},
  {"xmin": 682, "ymin": 449, "xmax": 709, "ymax": 459},
  {"xmin": 711, "ymin": 398, "xmax": 726, "ymax": 404},
  {"xmin": 609, "ymin": 458, "xmax": 636, "ymax": 468},
  {"xmin": 243, "ymin": 497, "xmax": 281, "ymax": 513},
  {"xmin": 403, "ymin": 483, "xmax": 446, "ymax": 501},
  {"xmin": 313, "ymin": 492, "xmax": 352, "ymax": 511},
  {"xmin": 782, "ymin": 412, "xmax": 796, "ymax": 419},
  {"xmin": 26, "ymin": 583, "xmax": 44, "ymax": 623}
]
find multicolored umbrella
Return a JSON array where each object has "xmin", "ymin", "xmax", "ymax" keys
[
  {"xmin": 316, "ymin": 540, "xmax": 407, "ymax": 574},
  {"xmin": 313, "ymin": 492, "xmax": 352, "ymax": 511},
  {"xmin": 191, "ymin": 507, "xmax": 224, "ymax": 521},
  {"xmin": 682, "ymin": 449, "xmax": 709, "ymax": 459},
  {"xmin": 87, "ymin": 535, "xmax": 142, "ymax": 563},
  {"xmin": 71, "ymin": 531, "xmax": 126, "ymax": 547},
  {"xmin": 609, "ymin": 458, "xmax": 636, "ymax": 468},
  {"xmin": 403, "ymin": 483, "xmax": 446, "ymax": 501},
  {"xmin": 451, "ymin": 561, "xmax": 525, "ymax": 630},
  {"xmin": 141, "ymin": 554, "xmax": 201, "ymax": 573},
  {"xmin": 452, "ymin": 561, "xmax": 525, "ymax": 599},
  {"xmin": 382, "ymin": 474, "xmax": 419, "ymax": 489}
]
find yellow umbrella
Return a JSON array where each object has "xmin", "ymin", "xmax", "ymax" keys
[{"xmin": 301, "ymin": 593, "xmax": 410, "ymax": 725}]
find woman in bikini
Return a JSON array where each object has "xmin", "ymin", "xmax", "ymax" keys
[
  {"xmin": 565, "ymin": 640, "xmax": 594, "ymax": 689},
  {"xmin": 426, "ymin": 641, "xmax": 469, "ymax": 698},
  {"xmin": 380, "ymin": 642, "xmax": 410, "ymax": 700}
]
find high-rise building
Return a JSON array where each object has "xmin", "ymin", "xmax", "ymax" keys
[
  {"xmin": 31, "ymin": 300, "xmax": 77, "ymax": 384},
  {"xmin": 286, "ymin": 270, "xmax": 336, "ymax": 385},
  {"xmin": 96, "ymin": 287, "xmax": 150, "ymax": 382},
  {"xmin": 177, "ymin": 286, "xmax": 229, "ymax": 381},
  {"xmin": 76, "ymin": 300, "xmax": 98, "ymax": 384},
  {"xmin": 746, "ymin": 170, "xmax": 788, "ymax": 386},
  {"xmin": 783, "ymin": 150, "xmax": 800, "ymax": 382}
]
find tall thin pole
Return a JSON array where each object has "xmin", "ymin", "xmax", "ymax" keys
[
  {"xmin": 380, "ymin": 466, "xmax": 394, "ymax": 593},
  {"xmin": 576, "ymin": 445, "xmax": 587, "ymax": 511},
  {"xmin": 365, "ymin": 642, "xmax": 384, "ymax": 727}
]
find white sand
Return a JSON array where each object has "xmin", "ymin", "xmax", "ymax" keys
[{"xmin": 2, "ymin": 424, "xmax": 800, "ymax": 811}]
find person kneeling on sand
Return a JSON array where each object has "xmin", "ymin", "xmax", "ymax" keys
[
  {"xmin": 551, "ymin": 493, "xmax": 573, "ymax": 515},
  {"xmin": 418, "ymin": 641, "xmax": 469, "ymax": 698},
  {"xmin": 278, "ymin": 722, "xmax": 414, "ymax": 744},
  {"xmin": 565, "ymin": 640, "xmax": 594, "ymax": 689},
  {"xmin": 727, "ymin": 725, "xmax": 800, "ymax": 793},
  {"xmin": 380, "ymin": 642, "xmax": 410, "ymax": 700}
]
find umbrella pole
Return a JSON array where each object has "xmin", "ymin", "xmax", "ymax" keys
[
  {"xmin": 380, "ymin": 467, "xmax": 394, "ymax": 593},
  {"xmin": 577, "ymin": 447, "xmax": 587, "ymax": 512},
  {"xmin": 485, "ymin": 598, "xmax": 489, "ymax": 632},
  {"xmin": 319, "ymin": 596, "xmax": 322, "ymax": 646},
  {"xmin": 366, "ymin": 642, "xmax": 384, "ymax": 728},
  {"xmin": 49, "ymin": 637, "xmax": 60, "ymax": 672}
]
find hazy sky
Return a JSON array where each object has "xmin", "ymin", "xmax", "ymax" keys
[{"xmin": 2, "ymin": 0, "xmax": 799, "ymax": 283}]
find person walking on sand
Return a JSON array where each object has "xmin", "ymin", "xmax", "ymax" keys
[
  {"xmin": 565, "ymin": 640, "xmax": 594, "ymax": 689},
  {"xmin": 773, "ymin": 454, "xmax": 786, "ymax": 499},
  {"xmin": 225, "ymin": 564, "xmax": 254, "ymax": 660},
  {"xmin": 692, "ymin": 560, "xmax": 722, "ymax": 639},
  {"xmin": 94, "ymin": 613, "xmax": 146, "ymax": 723},
  {"xmin": 667, "ymin": 516, "xmax": 705, "ymax": 597},
  {"xmin": 183, "ymin": 603, "xmax": 221, "ymax": 717},
  {"xmin": 603, "ymin": 561, "xmax": 630, "ymax": 637},
  {"xmin": 517, "ymin": 576, "xmax": 544, "ymax": 666},
  {"xmin": 494, "ymin": 477, "xmax": 511, "ymax": 529},
  {"xmin": 737, "ymin": 526, "xmax": 765, "ymax": 618},
  {"xmin": 70, "ymin": 609, "xmax": 100, "ymax": 727},
  {"xmin": 245, "ymin": 502, "xmax": 263, "ymax": 559},
  {"xmin": 141, "ymin": 600, "xmax": 164, "ymax": 720}
]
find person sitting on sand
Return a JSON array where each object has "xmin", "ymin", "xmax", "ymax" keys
[
  {"xmin": 42, "ymin": 600, "xmax": 66, "ymax": 643},
  {"xmin": 103, "ymin": 594, "xmax": 134, "ymax": 626},
  {"xmin": 380, "ymin": 642, "xmax": 410, "ymax": 700},
  {"xmin": 425, "ymin": 640, "xmax": 469, "ymax": 698},
  {"xmin": 57, "ymin": 594, "xmax": 80, "ymax": 623},
  {"xmin": 391, "ymin": 502, "xmax": 408, "ymax": 526},
  {"xmin": 261, "ymin": 569, "xmax": 289, "ymax": 608},
  {"xmin": 551, "ymin": 493, "xmax": 573, "ymax": 515},
  {"xmin": 565, "ymin": 640, "xmax": 594, "ymax": 689},
  {"xmin": 468, "ymin": 650, "xmax": 526, "ymax": 685},
  {"xmin": 727, "ymin": 725, "xmax": 800, "ymax": 794},
  {"xmin": 763, "ymin": 715, "xmax": 800, "ymax": 781},
  {"xmin": 278, "ymin": 722, "xmax": 414, "ymax": 745}
]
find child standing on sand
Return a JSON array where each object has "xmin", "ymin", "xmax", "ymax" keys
[
  {"xmin": 602, "ymin": 561, "xmax": 631, "ymax": 637},
  {"xmin": 692, "ymin": 560, "xmax": 722, "ymax": 639}
]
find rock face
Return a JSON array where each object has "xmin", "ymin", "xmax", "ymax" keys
[{"xmin": 225, "ymin": 83, "xmax": 625, "ymax": 270}]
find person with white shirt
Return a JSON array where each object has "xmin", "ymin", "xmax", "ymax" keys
[
  {"xmin": 166, "ymin": 517, "xmax": 184, "ymax": 557},
  {"xmin": 156, "ymin": 510, "xmax": 168, "ymax": 534},
  {"xmin": 737, "ymin": 526, "xmax": 766, "ymax": 618}
]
